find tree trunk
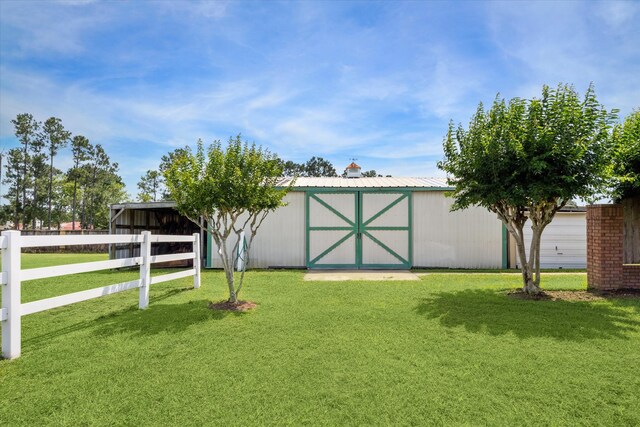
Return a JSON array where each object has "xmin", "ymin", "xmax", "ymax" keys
[
  {"xmin": 235, "ymin": 232, "xmax": 252, "ymax": 298},
  {"xmin": 47, "ymin": 155, "xmax": 53, "ymax": 229},
  {"xmin": 72, "ymin": 179, "xmax": 78, "ymax": 230},
  {"xmin": 81, "ymin": 193, "xmax": 86, "ymax": 229},
  {"xmin": 15, "ymin": 174, "xmax": 20, "ymax": 230},
  {"xmin": 22, "ymin": 143, "xmax": 28, "ymax": 230},
  {"xmin": 500, "ymin": 214, "xmax": 542, "ymax": 295},
  {"xmin": 214, "ymin": 232, "xmax": 238, "ymax": 304},
  {"xmin": 32, "ymin": 179, "xmax": 38, "ymax": 230}
]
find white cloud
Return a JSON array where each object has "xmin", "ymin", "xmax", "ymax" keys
[
  {"xmin": 0, "ymin": 1, "xmax": 111, "ymax": 55},
  {"xmin": 486, "ymin": 1, "xmax": 640, "ymax": 115},
  {"xmin": 595, "ymin": 1, "xmax": 639, "ymax": 28}
]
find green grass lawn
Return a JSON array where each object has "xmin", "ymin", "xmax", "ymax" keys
[{"xmin": 1, "ymin": 254, "xmax": 639, "ymax": 426}]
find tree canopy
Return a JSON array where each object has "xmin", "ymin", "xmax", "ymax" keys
[
  {"xmin": 4, "ymin": 113, "xmax": 128, "ymax": 230},
  {"xmin": 163, "ymin": 135, "xmax": 291, "ymax": 303},
  {"xmin": 438, "ymin": 83, "xmax": 617, "ymax": 294},
  {"xmin": 279, "ymin": 156, "xmax": 338, "ymax": 177},
  {"xmin": 137, "ymin": 170, "xmax": 166, "ymax": 202},
  {"xmin": 611, "ymin": 110, "xmax": 640, "ymax": 202}
]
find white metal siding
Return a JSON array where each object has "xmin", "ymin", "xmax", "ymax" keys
[
  {"xmin": 309, "ymin": 193, "xmax": 356, "ymax": 227},
  {"xmin": 210, "ymin": 192, "xmax": 306, "ymax": 268},
  {"xmin": 520, "ymin": 212, "xmax": 586, "ymax": 269},
  {"xmin": 362, "ymin": 230, "xmax": 409, "ymax": 265},
  {"xmin": 309, "ymin": 230, "xmax": 356, "ymax": 265},
  {"xmin": 412, "ymin": 192, "xmax": 502, "ymax": 268}
]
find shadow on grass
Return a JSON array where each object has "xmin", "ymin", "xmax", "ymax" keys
[
  {"xmin": 23, "ymin": 288, "xmax": 243, "ymax": 349},
  {"xmin": 415, "ymin": 289, "xmax": 640, "ymax": 341},
  {"xmin": 94, "ymin": 298, "xmax": 247, "ymax": 337}
]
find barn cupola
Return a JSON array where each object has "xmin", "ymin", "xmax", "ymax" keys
[{"xmin": 345, "ymin": 162, "xmax": 362, "ymax": 178}]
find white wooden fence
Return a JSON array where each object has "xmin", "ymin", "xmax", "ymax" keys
[{"xmin": 1, "ymin": 230, "xmax": 201, "ymax": 360}]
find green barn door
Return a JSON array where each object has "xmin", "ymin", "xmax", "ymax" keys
[
  {"xmin": 306, "ymin": 190, "xmax": 412, "ymax": 269},
  {"xmin": 359, "ymin": 191, "xmax": 411, "ymax": 269},
  {"xmin": 306, "ymin": 191, "xmax": 359, "ymax": 268}
]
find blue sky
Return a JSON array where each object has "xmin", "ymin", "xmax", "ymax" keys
[{"xmin": 1, "ymin": 0, "xmax": 639, "ymax": 197}]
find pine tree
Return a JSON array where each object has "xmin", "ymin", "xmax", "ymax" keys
[{"xmin": 42, "ymin": 117, "xmax": 71, "ymax": 229}]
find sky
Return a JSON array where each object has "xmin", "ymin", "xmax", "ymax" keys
[{"xmin": 1, "ymin": 0, "xmax": 639, "ymax": 199}]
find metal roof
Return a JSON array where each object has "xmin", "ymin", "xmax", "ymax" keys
[
  {"xmin": 278, "ymin": 177, "xmax": 451, "ymax": 189},
  {"xmin": 110, "ymin": 201, "xmax": 177, "ymax": 210}
]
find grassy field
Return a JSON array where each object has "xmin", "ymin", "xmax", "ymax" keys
[{"xmin": 1, "ymin": 254, "xmax": 639, "ymax": 426}]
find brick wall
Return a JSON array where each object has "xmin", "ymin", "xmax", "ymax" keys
[
  {"xmin": 623, "ymin": 265, "xmax": 640, "ymax": 289},
  {"xmin": 587, "ymin": 204, "xmax": 640, "ymax": 291}
]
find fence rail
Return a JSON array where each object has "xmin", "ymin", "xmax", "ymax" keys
[
  {"xmin": 17, "ymin": 229, "xmax": 111, "ymax": 253},
  {"xmin": 1, "ymin": 230, "xmax": 201, "ymax": 360}
]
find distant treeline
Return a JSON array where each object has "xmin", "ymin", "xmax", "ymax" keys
[
  {"xmin": 277, "ymin": 156, "xmax": 388, "ymax": 178},
  {"xmin": 2, "ymin": 113, "xmax": 127, "ymax": 230},
  {"xmin": 134, "ymin": 155, "xmax": 389, "ymax": 203}
]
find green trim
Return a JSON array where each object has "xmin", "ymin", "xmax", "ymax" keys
[
  {"xmin": 354, "ymin": 191, "xmax": 363, "ymax": 268},
  {"xmin": 305, "ymin": 192, "xmax": 310, "ymax": 267},
  {"xmin": 357, "ymin": 264, "xmax": 411, "ymax": 270},
  {"xmin": 306, "ymin": 191, "xmax": 359, "ymax": 268},
  {"xmin": 307, "ymin": 264, "xmax": 359, "ymax": 269},
  {"xmin": 309, "ymin": 193, "xmax": 355, "ymax": 226},
  {"xmin": 502, "ymin": 224, "xmax": 508, "ymax": 269},
  {"xmin": 277, "ymin": 186, "xmax": 453, "ymax": 192},
  {"xmin": 306, "ymin": 190, "xmax": 413, "ymax": 269},
  {"xmin": 310, "ymin": 231, "xmax": 355, "ymax": 265},
  {"xmin": 362, "ymin": 193, "xmax": 407, "ymax": 226},
  {"xmin": 309, "ymin": 226, "xmax": 354, "ymax": 231},
  {"xmin": 365, "ymin": 226, "xmax": 409, "ymax": 231},
  {"xmin": 362, "ymin": 231, "xmax": 409, "ymax": 265},
  {"xmin": 408, "ymin": 192, "xmax": 413, "ymax": 267},
  {"xmin": 359, "ymin": 191, "xmax": 412, "ymax": 269}
]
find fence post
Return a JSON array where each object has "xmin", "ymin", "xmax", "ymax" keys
[
  {"xmin": 192, "ymin": 233, "xmax": 201, "ymax": 289},
  {"xmin": 2, "ymin": 230, "xmax": 21, "ymax": 359},
  {"xmin": 139, "ymin": 231, "xmax": 151, "ymax": 309}
]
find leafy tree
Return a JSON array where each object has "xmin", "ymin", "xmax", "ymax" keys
[
  {"xmin": 611, "ymin": 110, "xmax": 640, "ymax": 201},
  {"xmin": 2, "ymin": 148, "xmax": 24, "ymax": 228},
  {"xmin": 163, "ymin": 135, "xmax": 291, "ymax": 304},
  {"xmin": 303, "ymin": 156, "xmax": 337, "ymax": 177},
  {"xmin": 11, "ymin": 113, "xmax": 39, "ymax": 228},
  {"xmin": 276, "ymin": 157, "xmax": 337, "ymax": 177},
  {"xmin": 160, "ymin": 148, "xmax": 188, "ymax": 173},
  {"xmin": 42, "ymin": 117, "xmax": 71, "ymax": 229},
  {"xmin": 438, "ymin": 84, "xmax": 616, "ymax": 294},
  {"xmin": 0, "ymin": 204, "xmax": 13, "ymax": 228},
  {"xmin": 85, "ymin": 144, "xmax": 120, "ymax": 229},
  {"xmin": 280, "ymin": 160, "xmax": 304, "ymax": 177},
  {"xmin": 69, "ymin": 135, "xmax": 91, "ymax": 229},
  {"xmin": 50, "ymin": 172, "xmax": 73, "ymax": 229},
  {"xmin": 137, "ymin": 170, "xmax": 164, "ymax": 202},
  {"xmin": 28, "ymin": 129, "xmax": 48, "ymax": 229},
  {"xmin": 91, "ymin": 178, "xmax": 129, "ymax": 229},
  {"xmin": 6, "ymin": 113, "xmax": 126, "ymax": 231}
]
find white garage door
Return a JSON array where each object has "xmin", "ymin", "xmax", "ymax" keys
[{"xmin": 520, "ymin": 213, "xmax": 586, "ymax": 269}]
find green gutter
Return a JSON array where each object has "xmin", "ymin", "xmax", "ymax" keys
[{"xmin": 276, "ymin": 186, "xmax": 454, "ymax": 192}]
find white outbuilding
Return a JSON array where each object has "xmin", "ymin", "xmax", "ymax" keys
[
  {"xmin": 109, "ymin": 168, "xmax": 586, "ymax": 270},
  {"xmin": 206, "ymin": 175, "xmax": 508, "ymax": 269}
]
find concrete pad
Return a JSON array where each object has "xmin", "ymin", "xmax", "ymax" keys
[{"xmin": 304, "ymin": 269, "xmax": 420, "ymax": 281}]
